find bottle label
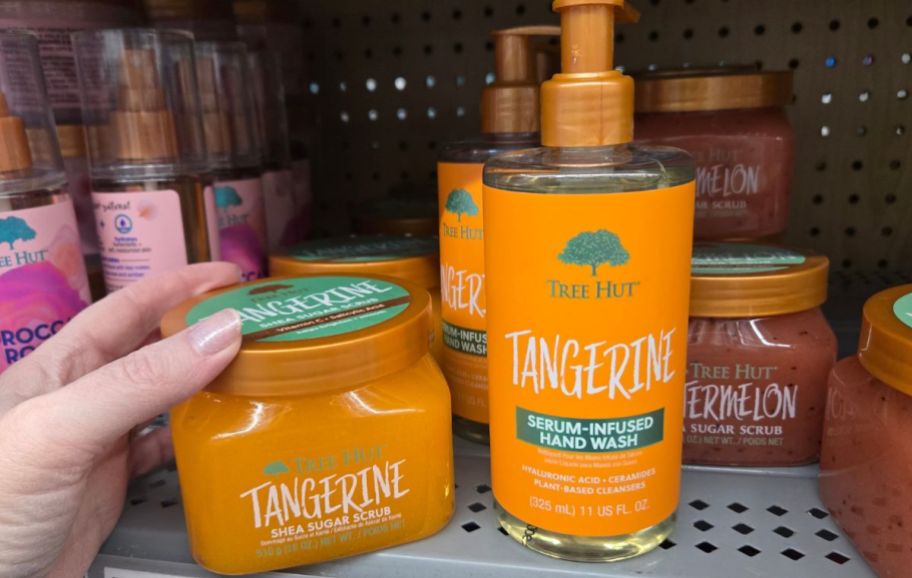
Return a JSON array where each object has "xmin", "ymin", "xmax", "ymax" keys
[
  {"xmin": 894, "ymin": 292, "xmax": 912, "ymax": 330},
  {"xmin": 0, "ymin": 199, "xmax": 91, "ymax": 372},
  {"xmin": 485, "ymin": 181, "xmax": 695, "ymax": 536},
  {"xmin": 209, "ymin": 177, "xmax": 268, "ymax": 281},
  {"xmin": 92, "ymin": 190, "xmax": 189, "ymax": 292},
  {"xmin": 186, "ymin": 276, "xmax": 411, "ymax": 342},
  {"xmin": 692, "ymin": 242, "xmax": 805, "ymax": 275},
  {"xmin": 438, "ymin": 162, "xmax": 488, "ymax": 424},
  {"xmin": 684, "ymin": 360, "xmax": 813, "ymax": 464},
  {"xmin": 289, "ymin": 235, "xmax": 437, "ymax": 262},
  {"xmin": 262, "ymin": 169, "xmax": 297, "ymax": 251}
]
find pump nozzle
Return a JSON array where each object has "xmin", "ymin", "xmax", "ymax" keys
[
  {"xmin": 482, "ymin": 25, "xmax": 560, "ymax": 134},
  {"xmin": 112, "ymin": 48, "xmax": 178, "ymax": 161},
  {"xmin": 0, "ymin": 92, "xmax": 33, "ymax": 172},
  {"xmin": 542, "ymin": 0, "xmax": 638, "ymax": 147}
]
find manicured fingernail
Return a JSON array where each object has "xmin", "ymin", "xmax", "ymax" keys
[{"xmin": 188, "ymin": 308, "xmax": 241, "ymax": 355}]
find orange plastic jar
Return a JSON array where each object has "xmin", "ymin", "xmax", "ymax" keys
[
  {"xmin": 351, "ymin": 196, "xmax": 438, "ymax": 237},
  {"xmin": 635, "ymin": 69, "xmax": 794, "ymax": 241},
  {"xmin": 163, "ymin": 275, "xmax": 454, "ymax": 575},
  {"xmin": 685, "ymin": 243, "xmax": 836, "ymax": 466},
  {"xmin": 820, "ymin": 285, "xmax": 912, "ymax": 578},
  {"xmin": 269, "ymin": 235, "xmax": 442, "ymax": 363}
]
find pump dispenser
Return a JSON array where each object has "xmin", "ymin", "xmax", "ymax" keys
[
  {"xmin": 195, "ymin": 41, "xmax": 268, "ymax": 281},
  {"xmin": 73, "ymin": 29, "xmax": 216, "ymax": 293},
  {"xmin": 0, "ymin": 31, "xmax": 90, "ymax": 373},
  {"xmin": 438, "ymin": 25, "xmax": 558, "ymax": 446},
  {"xmin": 483, "ymin": 0, "xmax": 696, "ymax": 561}
]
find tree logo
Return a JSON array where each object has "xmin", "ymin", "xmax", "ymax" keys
[
  {"xmin": 262, "ymin": 460, "xmax": 290, "ymax": 475},
  {"xmin": 558, "ymin": 229, "xmax": 629, "ymax": 276},
  {"xmin": 215, "ymin": 186, "xmax": 243, "ymax": 209},
  {"xmin": 444, "ymin": 188, "xmax": 479, "ymax": 222},
  {"xmin": 0, "ymin": 216, "xmax": 36, "ymax": 250},
  {"xmin": 249, "ymin": 283, "xmax": 294, "ymax": 296}
]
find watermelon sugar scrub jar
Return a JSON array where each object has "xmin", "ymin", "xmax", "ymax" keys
[
  {"xmin": 162, "ymin": 275, "xmax": 454, "ymax": 574},
  {"xmin": 819, "ymin": 285, "xmax": 912, "ymax": 578},
  {"xmin": 634, "ymin": 68, "xmax": 794, "ymax": 241},
  {"xmin": 685, "ymin": 243, "xmax": 837, "ymax": 466}
]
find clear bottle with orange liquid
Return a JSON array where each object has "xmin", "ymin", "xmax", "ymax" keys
[{"xmin": 483, "ymin": 0, "xmax": 696, "ymax": 561}]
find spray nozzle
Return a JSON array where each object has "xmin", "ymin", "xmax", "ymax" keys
[
  {"xmin": 111, "ymin": 47, "xmax": 178, "ymax": 160},
  {"xmin": 542, "ymin": 0, "xmax": 639, "ymax": 147},
  {"xmin": 482, "ymin": 25, "xmax": 560, "ymax": 135},
  {"xmin": 0, "ymin": 92, "xmax": 32, "ymax": 172}
]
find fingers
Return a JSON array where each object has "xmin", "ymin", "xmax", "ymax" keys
[
  {"xmin": 32, "ymin": 308, "xmax": 241, "ymax": 456},
  {"xmin": 129, "ymin": 427, "xmax": 174, "ymax": 478},
  {"xmin": 0, "ymin": 263, "xmax": 240, "ymax": 411}
]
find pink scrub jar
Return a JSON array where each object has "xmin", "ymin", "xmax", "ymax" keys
[
  {"xmin": 635, "ymin": 69, "xmax": 794, "ymax": 241},
  {"xmin": 685, "ymin": 243, "xmax": 836, "ymax": 467},
  {"xmin": 820, "ymin": 285, "xmax": 912, "ymax": 578}
]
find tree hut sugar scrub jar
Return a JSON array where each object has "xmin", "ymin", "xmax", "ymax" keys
[
  {"xmin": 352, "ymin": 196, "xmax": 438, "ymax": 238},
  {"xmin": 269, "ymin": 235, "xmax": 442, "ymax": 362},
  {"xmin": 635, "ymin": 68, "xmax": 794, "ymax": 241},
  {"xmin": 163, "ymin": 275, "xmax": 454, "ymax": 575},
  {"xmin": 685, "ymin": 243, "xmax": 837, "ymax": 466},
  {"xmin": 819, "ymin": 285, "xmax": 912, "ymax": 578}
]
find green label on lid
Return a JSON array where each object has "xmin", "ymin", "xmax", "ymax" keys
[
  {"xmin": 288, "ymin": 235, "xmax": 437, "ymax": 263},
  {"xmin": 186, "ymin": 276, "xmax": 411, "ymax": 342},
  {"xmin": 894, "ymin": 292, "xmax": 912, "ymax": 330},
  {"xmin": 692, "ymin": 242, "xmax": 806, "ymax": 275}
]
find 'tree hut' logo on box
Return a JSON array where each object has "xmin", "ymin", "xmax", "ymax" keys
[{"xmin": 549, "ymin": 229, "xmax": 640, "ymax": 300}]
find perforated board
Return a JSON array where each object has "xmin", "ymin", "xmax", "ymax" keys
[
  {"xmin": 93, "ymin": 439, "xmax": 874, "ymax": 578},
  {"xmin": 293, "ymin": 0, "xmax": 912, "ymax": 271}
]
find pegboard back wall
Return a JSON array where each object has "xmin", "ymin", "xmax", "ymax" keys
[{"xmin": 296, "ymin": 0, "xmax": 912, "ymax": 271}]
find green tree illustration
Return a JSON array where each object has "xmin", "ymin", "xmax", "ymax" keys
[
  {"xmin": 444, "ymin": 188, "xmax": 479, "ymax": 222},
  {"xmin": 558, "ymin": 229, "xmax": 629, "ymax": 276},
  {"xmin": 263, "ymin": 461, "xmax": 290, "ymax": 475},
  {"xmin": 0, "ymin": 216, "xmax": 36, "ymax": 250},
  {"xmin": 215, "ymin": 186, "xmax": 243, "ymax": 209}
]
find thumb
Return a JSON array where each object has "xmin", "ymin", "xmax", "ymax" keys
[{"xmin": 38, "ymin": 308, "xmax": 241, "ymax": 453}]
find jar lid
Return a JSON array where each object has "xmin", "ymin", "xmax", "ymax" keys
[
  {"xmin": 634, "ymin": 68, "xmax": 793, "ymax": 113},
  {"xmin": 858, "ymin": 285, "xmax": 912, "ymax": 395},
  {"xmin": 352, "ymin": 197, "xmax": 439, "ymax": 237},
  {"xmin": 270, "ymin": 235, "xmax": 439, "ymax": 289},
  {"xmin": 161, "ymin": 275, "xmax": 432, "ymax": 396},
  {"xmin": 689, "ymin": 242, "xmax": 829, "ymax": 318}
]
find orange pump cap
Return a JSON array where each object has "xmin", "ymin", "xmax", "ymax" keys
[
  {"xmin": 481, "ymin": 25, "xmax": 560, "ymax": 135},
  {"xmin": 541, "ymin": 0, "xmax": 638, "ymax": 147},
  {"xmin": 0, "ymin": 92, "xmax": 33, "ymax": 172}
]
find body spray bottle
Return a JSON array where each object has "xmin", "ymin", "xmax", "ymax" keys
[
  {"xmin": 0, "ymin": 31, "xmax": 91, "ymax": 372},
  {"xmin": 196, "ymin": 41, "xmax": 268, "ymax": 280},
  {"xmin": 73, "ymin": 29, "xmax": 217, "ymax": 292}
]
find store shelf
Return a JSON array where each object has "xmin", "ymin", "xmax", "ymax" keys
[{"xmin": 91, "ymin": 436, "xmax": 873, "ymax": 578}]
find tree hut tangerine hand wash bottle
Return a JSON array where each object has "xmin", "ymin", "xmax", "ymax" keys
[
  {"xmin": 438, "ymin": 25, "xmax": 558, "ymax": 445},
  {"xmin": 483, "ymin": 0, "xmax": 696, "ymax": 562}
]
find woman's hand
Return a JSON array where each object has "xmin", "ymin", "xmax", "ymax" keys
[{"xmin": 0, "ymin": 263, "xmax": 243, "ymax": 578}]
